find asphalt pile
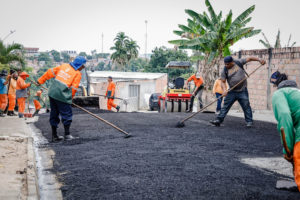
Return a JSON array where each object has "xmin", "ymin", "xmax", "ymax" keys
[{"xmin": 34, "ymin": 111, "xmax": 300, "ymax": 200}]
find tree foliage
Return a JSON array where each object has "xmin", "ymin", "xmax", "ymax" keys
[
  {"xmin": 259, "ymin": 30, "xmax": 297, "ymax": 49},
  {"xmin": 50, "ymin": 50, "xmax": 61, "ymax": 62},
  {"xmin": 110, "ymin": 32, "xmax": 140, "ymax": 70},
  {"xmin": 0, "ymin": 40, "xmax": 25, "ymax": 70},
  {"xmin": 144, "ymin": 46, "xmax": 194, "ymax": 79},
  {"xmin": 169, "ymin": 0, "xmax": 260, "ymax": 89}
]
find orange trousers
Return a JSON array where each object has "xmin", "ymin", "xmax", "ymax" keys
[
  {"xmin": 294, "ymin": 142, "xmax": 300, "ymax": 191},
  {"xmin": 33, "ymin": 99, "xmax": 41, "ymax": 110},
  {"xmin": 8, "ymin": 94, "xmax": 16, "ymax": 111},
  {"xmin": 17, "ymin": 97, "xmax": 26, "ymax": 114},
  {"xmin": 0, "ymin": 94, "xmax": 8, "ymax": 111},
  {"xmin": 107, "ymin": 98, "xmax": 117, "ymax": 110}
]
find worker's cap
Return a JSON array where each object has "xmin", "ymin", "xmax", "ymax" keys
[
  {"xmin": 108, "ymin": 76, "xmax": 112, "ymax": 79},
  {"xmin": 224, "ymin": 56, "xmax": 233, "ymax": 64},
  {"xmin": 195, "ymin": 72, "xmax": 201, "ymax": 78},
  {"xmin": 270, "ymin": 71, "xmax": 281, "ymax": 84},
  {"xmin": 70, "ymin": 56, "xmax": 87, "ymax": 70},
  {"xmin": 0, "ymin": 69, "xmax": 8, "ymax": 76}
]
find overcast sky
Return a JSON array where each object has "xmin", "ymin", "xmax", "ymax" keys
[{"xmin": 1, "ymin": 0, "xmax": 299, "ymax": 54}]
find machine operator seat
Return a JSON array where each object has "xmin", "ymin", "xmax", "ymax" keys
[{"xmin": 174, "ymin": 77, "xmax": 184, "ymax": 89}]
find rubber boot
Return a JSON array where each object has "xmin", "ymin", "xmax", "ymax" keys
[
  {"xmin": 32, "ymin": 110, "xmax": 40, "ymax": 117},
  {"xmin": 0, "ymin": 110, "xmax": 4, "ymax": 117},
  {"xmin": 293, "ymin": 142, "xmax": 300, "ymax": 191},
  {"xmin": 51, "ymin": 126, "xmax": 63, "ymax": 142},
  {"xmin": 64, "ymin": 125, "xmax": 76, "ymax": 140},
  {"xmin": 116, "ymin": 106, "xmax": 120, "ymax": 112},
  {"xmin": 11, "ymin": 111, "xmax": 17, "ymax": 116},
  {"xmin": 7, "ymin": 111, "xmax": 13, "ymax": 116}
]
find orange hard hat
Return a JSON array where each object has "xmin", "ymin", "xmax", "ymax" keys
[{"xmin": 19, "ymin": 72, "xmax": 29, "ymax": 78}]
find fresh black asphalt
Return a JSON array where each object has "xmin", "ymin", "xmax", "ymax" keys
[{"xmin": 34, "ymin": 109, "xmax": 300, "ymax": 200}]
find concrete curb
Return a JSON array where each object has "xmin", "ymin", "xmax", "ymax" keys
[{"xmin": 26, "ymin": 137, "xmax": 40, "ymax": 200}]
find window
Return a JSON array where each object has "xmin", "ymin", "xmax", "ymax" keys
[{"xmin": 129, "ymin": 85, "xmax": 139, "ymax": 97}]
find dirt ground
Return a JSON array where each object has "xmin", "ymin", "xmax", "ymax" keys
[
  {"xmin": 0, "ymin": 138, "xmax": 28, "ymax": 200},
  {"xmin": 34, "ymin": 109, "xmax": 300, "ymax": 200}
]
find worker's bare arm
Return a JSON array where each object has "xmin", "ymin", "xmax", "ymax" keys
[{"xmin": 246, "ymin": 57, "xmax": 266, "ymax": 65}]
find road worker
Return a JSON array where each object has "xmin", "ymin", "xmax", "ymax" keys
[
  {"xmin": 185, "ymin": 72, "xmax": 204, "ymax": 112},
  {"xmin": 270, "ymin": 71, "xmax": 300, "ymax": 191},
  {"xmin": 210, "ymin": 56, "xmax": 265, "ymax": 127},
  {"xmin": 37, "ymin": 56, "xmax": 86, "ymax": 141},
  {"xmin": 6, "ymin": 70, "xmax": 18, "ymax": 116},
  {"xmin": 105, "ymin": 76, "xmax": 120, "ymax": 112},
  {"xmin": 16, "ymin": 72, "xmax": 31, "ymax": 118},
  {"xmin": 0, "ymin": 70, "xmax": 8, "ymax": 117},
  {"xmin": 32, "ymin": 89, "xmax": 43, "ymax": 117}
]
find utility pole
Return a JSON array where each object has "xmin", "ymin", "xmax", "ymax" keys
[
  {"xmin": 101, "ymin": 33, "xmax": 104, "ymax": 54},
  {"xmin": 2, "ymin": 30, "xmax": 16, "ymax": 41},
  {"xmin": 145, "ymin": 20, "xmax": 148, "ymax": 59}
]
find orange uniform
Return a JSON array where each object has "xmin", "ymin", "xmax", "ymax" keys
[
  {"xmin": 213, "ymin": 79, "xmax": 228, "ymax": 94},
  {"xmin": 187, "ymin": 74, "xmax": 204, "ymax": 88},
  {"xmin": 33, "ymin": 90, "xmax": 42, "ymax": 111},
  {"xmin": 38, "ymin": 64, "xmax": 82, "ymax": 104},
  {"xmin": 106, "ymin": 82, "xmax": 117, "ymax": 110},
  {"xmin": 7, "ymin": 76, "xmax": 17, "ymax": 111},
  {"xmin": 16, "ymin": 72, "xmax": 30, "ymax": 115}
]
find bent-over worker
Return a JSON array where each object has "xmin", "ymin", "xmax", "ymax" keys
[
  {"xmin": 185, "ymin": 72, "xmax": 204, "ymax": 112},
  {"xmin": 270, "ymin": 71, "xmax": 300, "ymax": 191},
  {"xmin": 37, "ymin": 56, "xmax": 86, "ymax": 141},
  {"xmin": 32, "ymin": 89, "xmax": 43, "ymax": 117}
]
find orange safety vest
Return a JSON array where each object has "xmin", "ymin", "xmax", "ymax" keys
[
  {"xmin": 38, "ymin": 64, "xmax": 82, "ymax": 104},
  {"xmin": 187, "ymin": 74, "xmax": 204, "ymax": 88},
  {"xmin": 106, "ymin": 82, "xmax": 116, "ymax": 97}
]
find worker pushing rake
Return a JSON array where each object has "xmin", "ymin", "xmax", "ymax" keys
[
  {"xmin": 177, "ymin": 55, "xmax": 266, "ymax": 128},
  {"xmin": 33, "ymin": 56, "xmax": 131, "ymax": 142}
]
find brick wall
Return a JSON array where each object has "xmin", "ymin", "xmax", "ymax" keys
[{"xmin": 230, "ymin": 47, "xmax": 300, "ymax": 111}]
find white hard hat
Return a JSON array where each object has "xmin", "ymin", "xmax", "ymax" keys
[{"xmin": 195, "ymin": 72, "xmax": 201, "ymax": 78}]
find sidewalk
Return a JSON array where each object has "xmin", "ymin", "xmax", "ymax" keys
[
  {"xmin": 0, "ymin": 116, "xmax": 39, "ymax": 200},
  {"xmin": 228, "ymin": 109, "xmax": 277, "ymax": 124}
]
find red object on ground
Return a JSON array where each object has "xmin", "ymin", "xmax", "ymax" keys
[{"xmin": 24, "ymin": 113, "xmax": 33, "ymax": 118}]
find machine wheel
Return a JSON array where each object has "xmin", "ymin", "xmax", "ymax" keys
[
  {"xmin": 166, "ymin": 101, "xmax": 173, "ymax": 112},
  {"xmin": 173, "ymin": 101, "xmax": 179, "ymax": 112}
]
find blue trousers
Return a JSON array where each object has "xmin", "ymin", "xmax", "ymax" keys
[
  {"xmin": 217, "ymin": 88, "xmax": 253, "ymax": 123},
  {"xmin": 49, "ymin": 97, "xmax": 72, "ymax": 127},
  {"xmin": 216, "ymin": 93, "xmax": 223, "ymax": 112}
]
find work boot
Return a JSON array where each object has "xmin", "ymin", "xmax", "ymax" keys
[
  {"xmin": 0, "ymin": 110, "xmax": 4, "ymax": 117},
  {"xmin": 246, "ymin": 122, "xmax": 253, "ymax": 128},
  {"xmin": 51, "ymin": 126, "xmax": 63, "ymax": 142},
  {"xmin": 210, "ymin": 119, "xmax": 221, "ymax": 127},
  {"xmin": 186, "ymin": 108, "xmax": 192, "ymax": 113},
  {"xmin": 64, "ymin": 125, "xmax": 76, "ymax": 140},
  {"xmin": 18, "ymin": 113, "xmax": 24, "ymax": 118},
  {"xmin": 116, "ymin": 106, "xmax": 120, "ymax": 112},
  {"xmin": 32, "ymin": 110, "xmax": 40, "ymax": 117},
  {"xmin": 10, "ymin": 111, "xmax": 17, "ymax": 116}
]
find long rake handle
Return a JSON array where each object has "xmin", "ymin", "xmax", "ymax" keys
[
  {"xmin": 280, "ymin": 127, "xmax": 292, "ymax": 156},
  {"xmin": 180, "ymin": 64, "xmax": 264, "ymax": 124},
  {"xmin": 30, "ymin": 80, "xmax": 130, "ymax": 136}
]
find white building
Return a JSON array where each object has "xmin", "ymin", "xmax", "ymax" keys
[{"xmin": 89, "ymin": 71, "xmax": 167, "ymax": 111}]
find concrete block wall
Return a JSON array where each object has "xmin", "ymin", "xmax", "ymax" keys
[{"xmin": 230, "ymin": 47, "xmax": 300, "ymax": 111}]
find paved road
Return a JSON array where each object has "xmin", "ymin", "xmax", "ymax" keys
[{"xmin": 34, "ymin": 110, "xmax": 299, "ymax": 200}]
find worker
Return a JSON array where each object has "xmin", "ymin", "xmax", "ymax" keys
[
  {"xmin": 0, "ymin": 70, "xmax": 8, "ymax": 117},
  {"xmin": 210, "ymin": 56, "xmax": 265, "ymax": 127},
  {"xmin": 37, "ymin": 56, "xmax": 86, "ymax": 141},
  {"xmin": 105, "ymin": 76, "xmax": 120, "ymax": 112},
  {"xmin": 270, "ymin": 71, "xmax": 300, "ymax": 191},
  {"xmin": 185, "ymin": 72, "xmax": 204, "ymax": 113},
  {"xmin": 212, "ymin": 78, "xmax": 228, "ymax": 114},
  {"xmin": 6, "ymin": 70, "xmax": 18, "ymax": 116},
  {"xmin": 16, "ymin": 72, "xmax": 31, "ymax": 118},
  {"xmin": 32, "ymin": 89, "xmax": 43, "ymax": 117}
]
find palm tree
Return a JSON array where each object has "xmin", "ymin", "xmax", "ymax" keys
[
  {"xmin": 110, "ymin": 32, "xmax": 139, "ymax": 70},
  {"xmin": 259, "ymin": 30, "xmax": 296, "ymax": 49},
  {"xmin": 169, "ymin": 0, "xmax": 260, "ymax": 89},
  {"xmin": 0, "ymin": 40, "xmax": 25, "ymax": 69}
]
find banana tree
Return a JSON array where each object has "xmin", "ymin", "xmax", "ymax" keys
[
  {"xmin": 169, "ymin": 0, "xmax": 260, "ymax": 89},
  {"xmin": 259, "ymin": 30, "xmax": 297, "ymax": 48},
  {"xmin": 0, "ymin": 40, "xmax": 25, "ymax": 70}
]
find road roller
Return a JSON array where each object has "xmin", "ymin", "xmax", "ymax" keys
[{"xmin": 158, "ymin": 61, "xmax": 193, "ymax": 113}]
